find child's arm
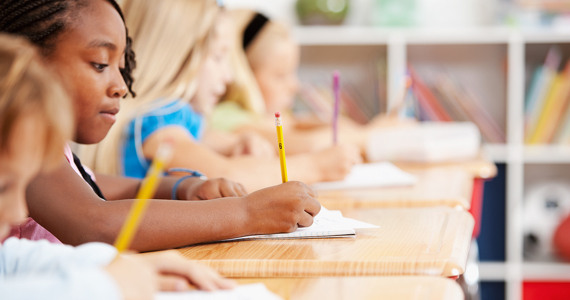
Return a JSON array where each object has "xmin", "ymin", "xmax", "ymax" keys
[
  {"xmin": 235, "ymin": 114, "xmax": 407, "ymax": 155},
  {"xmin": 201, "ymin": 128, "xmax": 275, "ymax": 158},
  {"xmin": 95, "ymin": 173, "xmax": 247, "ymax": 201},
  {"xmin": 25, "ymin": 158, "xmax": 320, "ymax": 251},
  {"xmin": 144, "ymin": 127, "xmax": 361, "ymax": 191},
  {"xmin": 236, "ymin": 120, "xmax": 368, "ymax": 155}
]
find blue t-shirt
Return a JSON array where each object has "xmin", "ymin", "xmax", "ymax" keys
[{"xmin": 122, "ymin": 100, "xmax": 204, "ymax": 178}]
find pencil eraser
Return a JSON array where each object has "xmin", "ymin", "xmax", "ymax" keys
[{"xmin": 275, "ymin": 111, "xmax": 281, "ymax": 118}]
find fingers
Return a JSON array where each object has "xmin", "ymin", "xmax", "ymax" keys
[
  {"xmin": 303, "ymin": 184, "xmax": 318, "ymax": 199},
  {"xmin": 196, "ymin": 181, "xmax": 222, "ymax": 200},
  {"xmin": 297, "ymin": 210, "xmax": 315, "ymax": 227},
  {"xmin": 151, "ymin": 252, "xmax": 234, "ymax": 291},
  {"xmin": 157, "ymin": 275, "xmax": 191, "ymax": 292},
  {"xmin": 202, "ymin": 179, "xmax": 247, "ymax": 198},
  {"xmin": 218, "ymin": 179, "xmax": 240, "ymax": 197},
  {"xmin": 187, "ymin": 265, "xmax": 237, "ymax": 291},
  {"xmin": 235, "ymin": 183, "xmax": 248, "ymax": 197},
  {"xmin": 303, "ymin": 195, "xmax": 321, "ymax": 217}
]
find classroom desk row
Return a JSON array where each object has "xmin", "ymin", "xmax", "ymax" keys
[
  {"xmin": 169, "ymin": 157, "xmax": 493, "ymax": 299},
  {"xmin": 178, "ymin": 207, "xmax": 474, "ymax": 277}
]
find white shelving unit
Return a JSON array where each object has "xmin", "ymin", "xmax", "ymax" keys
[{"xmin": 294, "ymin": 25, "xmax": 570, "ymax": 300}]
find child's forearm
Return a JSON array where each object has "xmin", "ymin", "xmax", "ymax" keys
[{"xmin": 95, "ymin": 173, "xmax": 140, "ymax": 200}]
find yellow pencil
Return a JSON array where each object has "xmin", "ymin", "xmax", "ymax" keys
[
  {"xmin": 114, "ymin": 141, "xmax": 173, "ymax": 252},
  {"xmin": 275, "ymin": 111, "xmax": 288, "ymax": 183}
]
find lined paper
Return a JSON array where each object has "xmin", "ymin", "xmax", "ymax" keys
[{"xmin": 221, "ymin": 208, "xmax": 378, "ymax": 242}]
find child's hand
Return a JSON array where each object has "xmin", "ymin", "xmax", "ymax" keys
[
  {"xmin": 240, "ymin": 181, "xmax": 320, "ymax": 234},
  {"xmin": 179, "ymin": 178, "xmax": 248, "ymax": 200},
  {"xmin": 231, "ymin": 132, "xmax": 275, "ymax": 158},
  {"xmin": 132, "ymin": 251, "xmax": 237, "ymax": 292},
  {"xmin": 314, "ymin": 144, "xmax": 362, "ymax": 181},
  {"xmin": 105, "ymin": 254, "xmax": 157, "ymax": 300}
]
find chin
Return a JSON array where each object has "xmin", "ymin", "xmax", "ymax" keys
[
  {"xmin": 0, "ymin": 225, "xmax": 10, "ymax": 240},
  {"xmin": 74, "ymin": 127, "xmax": 112, "ymax": 145}
]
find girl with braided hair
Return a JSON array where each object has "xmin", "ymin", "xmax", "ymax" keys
[
  {"xmin": 0, "ymin": 33, "xmax": 235, "ymax": 300},
  {"xmin": 0, "ymin": 0, "xmax": 320, "ymax": 252}
]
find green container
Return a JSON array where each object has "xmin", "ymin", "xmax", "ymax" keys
[
  {"xmin": 372, "ymin": 0, "xmax": 416, "ymax": 27},
  {"xmin": 296, "ymin": 0, "xmax": 350, "ymax": 25}
]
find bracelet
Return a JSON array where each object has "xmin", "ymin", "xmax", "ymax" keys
[{"xmin": 168, "ymin": 168, "xmax": 207, "ymax": 200}]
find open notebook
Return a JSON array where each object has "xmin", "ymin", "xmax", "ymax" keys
[
  {"xmin": 311, "ymin": 162, "xmax": 417, "ymax": 191},
  {"xmin": 220, "ymin": 207, "xmax": 378, "ymax": 242},
  {"xmin": 156, "ymin": 283, "xmax": 282, "ymax": 300}
]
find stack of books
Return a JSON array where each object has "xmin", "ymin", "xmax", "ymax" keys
[
  {"xmin": 407, "ymin": 66, "xmax": 506, "ymax": 143},
  {"xmin": 524, "ymin": 47, "xmax": 570, "ymax": 144},
  {"xmin": 294, "ymin": 58, "xmax": 387, "ymax": 125}
]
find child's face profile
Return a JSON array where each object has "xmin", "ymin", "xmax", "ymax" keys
[
  {"xmin": 0, "ymin": 115, "xmax": 45, "ymax": 240},
  {"xmin": 192, "ymin": 14, "xmax": 234, "ymax": 115},
  {"xmin": 46, "ymin": 0, "xmax": 127, "ymax": 144},
  {"xmin": 253, "ymin": 38, "xmax": 300, "ymax": 114}
]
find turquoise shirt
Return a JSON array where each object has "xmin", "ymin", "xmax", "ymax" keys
[{"xmin": 122, "ymin": 100, "xmax": 204, "ymax": 178}]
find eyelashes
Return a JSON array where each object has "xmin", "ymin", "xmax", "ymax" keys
[{"xmin": 92, "ymin": 63, "xmax": 109, "ymax": 72}]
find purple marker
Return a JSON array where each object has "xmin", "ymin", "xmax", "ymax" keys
[{"xmin": 333, "ymin": 70, "xmax": 340, "ymax": 145}]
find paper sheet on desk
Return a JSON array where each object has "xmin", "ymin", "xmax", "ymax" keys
[
  {"xmin": 221, "ymin": 207, "xmax": 378, "ymax": 241},
  {"xmin": 156, "ymin": 283, "xmax": 282, "ymax": 300},
  {"xmin": 311, "ymin": 162, "xmax": 417, "ymax": 191}
]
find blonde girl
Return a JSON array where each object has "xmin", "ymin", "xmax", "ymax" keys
[
  {"xmin": 90, "ymin": 0, "xmax": 361, "ymax": 192},
  {"xmin": 213, "ymin": 10, "xmax": 392, "ymax": 154}
]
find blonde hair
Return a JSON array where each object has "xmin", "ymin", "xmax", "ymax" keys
[
  {"xmin": 78, "ymin": 0, "xmax": 221, "ymax": 175},
  {"xmin": 0, "ymin": 34, "xmax": 73, "ymax": 171},
  {"xmin": 221, "ymin": 10, "xmax": 293, "ymax": 115}
]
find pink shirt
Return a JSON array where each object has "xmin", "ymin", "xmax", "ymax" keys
[{"xmin": 7, "ymin": 144, "xmax": 96, "ymax": 243}]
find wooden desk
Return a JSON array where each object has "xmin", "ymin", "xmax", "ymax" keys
[
  {"xmin": 177, "ymin": 207, "xmax": 474, "ymax": 278},
  {"xmin": 393, "ymin": 155, "xmax": 497, "ymax": 180},
  {"xmin": 318, "ymin": 167, "xmax": 473, "ymax": 210},
  {"xmin": 236, "ymin": 276, "xmax": 464, "ymax": 300}
]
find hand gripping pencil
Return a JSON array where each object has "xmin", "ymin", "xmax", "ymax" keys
[
  {"xmin": 275, "ymin": 112, "xmax": 288, "ymax": 183},
  {"xmin": 114, "ymin": 141, "xmax": 173, "ymax": 252}
]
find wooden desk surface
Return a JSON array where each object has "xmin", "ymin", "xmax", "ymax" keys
[
  {"xmin": 177, "ymin": 207, "xmax": 474, "ymax": 278},
  {"xmin": 393, "ymin": 155, "xmax": 497, "ymax": 180},
  {"xmin": 317, "ymin": 167, "xmax": 473, "ymax": 210},
  {"xmin": 236, "ymin": 276, "xmax": 464, "ymax": 300}
]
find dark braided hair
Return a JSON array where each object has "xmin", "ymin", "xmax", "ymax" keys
[{"xmin": 0, "ymin": 0, "xmax": 136, "ymax": 97}]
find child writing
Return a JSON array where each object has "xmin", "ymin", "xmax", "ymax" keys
[
  {"xmin": 0, "ymin": 34, "xmax": 234, "ymax": 299},
  {"xmin": 1, "ymin": 0, "xmax": 320, "ymax": 251},
  {"xmin": 212, "ymin": 10, "xmax": 393, "ymax": 155},
  {"xmin": 88, "ymin": 0, "xmax": 362, "ymax": 192}
]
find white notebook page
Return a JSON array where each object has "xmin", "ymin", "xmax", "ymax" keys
[{"xmin": 312, "ymin": 162, "xmax": 417, "ymax": 191}]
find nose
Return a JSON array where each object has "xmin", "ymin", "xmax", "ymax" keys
[
  {"xmin": 223, "ymin": 61, "xmax": 234, "ymax": 85},
  {"xmin": 108, "ymin": 69, "xmax": 128, "ymax": 98}
]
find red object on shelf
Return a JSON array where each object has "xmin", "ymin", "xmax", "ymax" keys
[
  {"xmin": 470, "ymin": 178, "xmax": 485, "ymax": 238},
  {"xmin": 524, "ymin": 282, "xmax": 570, "ymax": 300}
]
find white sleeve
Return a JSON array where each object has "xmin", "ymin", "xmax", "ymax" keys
[{"xmin": 0, "ymin": 238, "xmax": 122, "ymax": 300}]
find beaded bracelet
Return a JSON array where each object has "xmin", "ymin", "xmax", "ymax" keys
[{"xmin": 168, "ymin": 168, "xmax": 207, "ymax": 200}]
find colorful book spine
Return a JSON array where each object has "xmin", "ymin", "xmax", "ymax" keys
[{"xmin": 525, "ymin": 47, "xmax": 562, "ymax": 142}]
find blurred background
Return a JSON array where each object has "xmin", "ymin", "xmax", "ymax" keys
[{"xmin": 224, "ymin": 1, "xmax": 570, "ymax": 300}]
